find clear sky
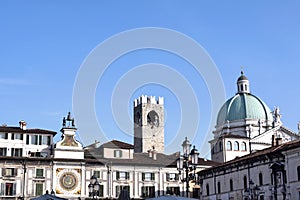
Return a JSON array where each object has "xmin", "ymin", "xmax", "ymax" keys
[{"xmin": 1, "ymin": 1, "xmax": 300, "ymax": 158}]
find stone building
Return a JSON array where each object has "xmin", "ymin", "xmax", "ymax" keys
[
  {"xmin": 134, "ymin": 95, "xmax": 164, "ymax": 153},
  {"xmin": 0, "ymin": 96, "xmax": 216, "ymax": 199}
]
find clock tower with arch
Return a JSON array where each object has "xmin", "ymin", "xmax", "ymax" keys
[{"xmin": 133, "ymin": 95, "xmax": 164, "ymax": 153}]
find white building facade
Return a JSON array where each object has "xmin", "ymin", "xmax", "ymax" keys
[
  {"xmin": 0, "ymin": 96, "xmax": 216, "ymax": 199},
  {"xmin": 199, "ymin": 140, "xmax": 300, "ymax": 200}
]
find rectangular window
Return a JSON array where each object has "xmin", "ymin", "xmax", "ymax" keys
[
  {"xmin": 116, "ymin": 171, "xmax": 129, "ymax": 180},
  {"xmin": 42, "ymin": 136, "xmax": 51, "ymax": 145},
  {"xmin": 11, "ymin": 148, "xmax": 22, "ymax": 157},
  {"xmin": 142, "ymin": 172, "xmax": 155, "ymax": 181},
  {"xmin": 114, "ymin": 150, "xmax": 123, "ymax": 158},
  {"xmin": 35, "ymin": 183, "xmax": 43, "ymax": 196},
  {"xmin": 166, "ymin": 173, "xmax": 179, "ymax": 181},
  {"xmin": 30, "ymin": 152, "xmax": 42, "ymax": 157},
  {"xmin": 36, "ymin": 169, "xmax": 44, "ymax": 178},
  {"xmin": 93, "ymin": 170, "xmax": 101, "ymax": 178},
  {"xmin": 0, "ymin": 148, "xmax": 7, "ymax": 156},
  {"xmin": 115, "ymin": 185, "xmax": 130, "ymax": 198},
  {"xmin": 31, "ymin": 135, "xmax": 38, "ymax": 145},
  {"xmin": 141, "ymin": 186, "xmax": 155, "ymax": 198},
  {"xmin": 3, "ymin": 183, "xmax": 16, "ymax": 196},
  {"xmin": 11, "ymin": 133, "xmax": 23, "ymax": 140},
  {"xmin": 0, "ymin": 133, "xmax": 8, "ymax": 139},
  {"xmin": 2, "ymin": 168, "xmax": 17, "ymax": 177}
]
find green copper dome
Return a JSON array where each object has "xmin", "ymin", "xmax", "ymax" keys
[
  {"xmin": 217, "ymin": 71, "xmax": 273, "ymax": 126},
  {"xmin": 217, "ymin": 93, "xmax": 273, "ymax": 126}
]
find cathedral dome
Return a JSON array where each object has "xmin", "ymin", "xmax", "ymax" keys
[{"xmin": 216, "ymin": 71, "xmax": 273, "ymax": 126}]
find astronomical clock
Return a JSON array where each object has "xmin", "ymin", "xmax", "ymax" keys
[{"xmin": 56, "ymin": 168, "xmax": 81, "ymax": 195}]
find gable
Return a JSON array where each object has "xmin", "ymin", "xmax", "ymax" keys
[{"xmin": 251, "ymin": 126, "xmax": 300, "ymax": 144}]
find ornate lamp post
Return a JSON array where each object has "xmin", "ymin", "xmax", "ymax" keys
[
  {"xmin": 88, "ymin": 175, "xmax": 100, "ymax": 199},
  {"xmin": 177, "ymin": 137, "xmax": 199, "ymax": 197},
  {"xmin": 244, "ymin": 180, "xmax": 260, "ymax": 200},
  {"xmin": 19, "ymin": 156, "xmax": 29, "ymax": 200}
]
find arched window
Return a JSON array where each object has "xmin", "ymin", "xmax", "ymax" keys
[
  {"xmin": 259, "ymin": 173, "xmax": 263, "ymax": 186},
  {"xmin": 219, "ymin": 141, "xmax": 223, "ymax": 151},
  {"xmin": 206, "ymin": 184, "xmax": 209, "ymax": 196},
  {"xmin": 241, "ymin": 142, "xmax": 247, "ymax": 151},
  {"xmin": 217, "ymin": 181, "xmax": 221, "ymax": 194},
  {"xmin": 297, "ymin": 166, "xmax": 300, "ymax": 181},
  {"xmin": 147, "ymin": 110, "xmax": 159, "ymax": 127},
  {"xmin": 230, "ymin": 179, "xmax": 233, "ymax": 191},
  {"xmin": 243, "ymin": 176, "xmax": 247, "ymax": 190},
  {"xmin": 234, "ymin": 141, "xmax": 239, "ymax": 151},
  {"xmin": 226, "ymin": 141, "xmax": 232, "ymax": 150}
]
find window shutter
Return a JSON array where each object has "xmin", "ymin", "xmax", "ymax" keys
[
  {"xmin": 20, "ymin": 134, "xmax": 23, "ymax": 140},
  {"xmin": 120, "ymin": 150, "xmax": 123, "ymax": 157},
  {"xmin": 5, "ymin": 133, "xmax": 8, "ymax": 139},
  {"xmin": 26, "ymin": 135, "xmax": 29, "ymax": 144},
  {"xmin": 126, "ymin": 172, "xmax": 129, "ymax": 180},
  {"xmin": 47, "ymin": 136, "xmax": 51, "ymax": 145},
  {"xmin": 142, "ymin": 173, "xmax": 145, "ymax": 181},
  {"xmin": 175, "ymin": 174, "xmax": 179, "ymax": 180},
  {"xmin": 166, "ymin": 173, "xmax": 170, "ymax": 181},
  {"xmin": 11, "ymin": 133, "xmax": 14, "ymax": 140},
  {"xmin": 151, "ymin": 173, "xmax": 154, "ymax": 180},
  {"xmin": 0, "ymin": 183, "xmax": 4, "ymax": 195},
  {"xmin": 116, "ymin": 171, "xmax": 120, "ymax": 180},
  {"xmin": 114, "ymin": 150, "xmax": 116, "ymax": 157},
  {"xmin": 13, "ymin": 168, "xmax": 17, "ymax": 176},
  {"xmin": 39, "ymin": 135, "xmax": 42, "ymax": 145},
  {"xmin": 2, "ymin": 169, "xmax": 6, "ymax": 176},
  {"xmin": 12, "ymin": 183, "xmax": 16, "ymax": 195}
]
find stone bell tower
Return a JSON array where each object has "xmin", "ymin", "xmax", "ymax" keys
[{"xmin": 134, "ymin": 95, "xmax": 164, "ymax": 153}]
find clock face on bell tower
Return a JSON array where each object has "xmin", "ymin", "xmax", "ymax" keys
[
  {"xmin": 133, "ymin": 95, "xmax": 164, "ymax": 153},
  {"xmin": 56, "ymin": 168, "xmax": 81, "ymax": 195}
]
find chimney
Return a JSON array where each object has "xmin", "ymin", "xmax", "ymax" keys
[
  {"xmin": 148, "ymin": 149, "xmax": 152, "ymax": 158},
  {"xmin": 152, "ymin": 150, "xmax": 157, "ymax": 160},
  {"xmin": 276, "ymin": 138, "xmax": 282, "ymax": 146},
  {"xmin": 19, "ymin": 120, "xmax": 27, "ymax": 130},
  {"xmin": 271, "ymin": 135, "xmax": 274, "ymax": 147}
]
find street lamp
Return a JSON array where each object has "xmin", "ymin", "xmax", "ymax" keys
[
  {"xmin": 244, "ymin": 180, "xmax": 260, "ymax": 200},
  {"xmin": 177, "ymin": 137, "xmax": 199, "ymax": 198},
  {"xmin": 88, "ymin": 175, "xmax": 100, "ymax": 199},
  {"xmin": 19, "ymin": 156, "xmax": 29, "ymax": 200}
]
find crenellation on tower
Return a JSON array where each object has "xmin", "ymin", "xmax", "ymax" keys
[
  {"xmin": 133, "ymin": 95, "xmax": 164, "ymax": 153},
  {"xmin": 134, "ymin": 95, "xmax": 164, "ymax": 107}
]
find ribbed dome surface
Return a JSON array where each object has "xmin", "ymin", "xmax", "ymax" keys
[{"xmin": 217, "ymin": 93, "xmax": 273, "ymax": 126}]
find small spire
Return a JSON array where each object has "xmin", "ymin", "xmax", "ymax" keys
[{"xmin": 241, "ymin": 66, "xmax": 244, "ymax": 75}]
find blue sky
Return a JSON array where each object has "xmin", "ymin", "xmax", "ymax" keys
[{"xmin": 1, "ymin": 1, "xmax": 300, "ymax": 157}]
